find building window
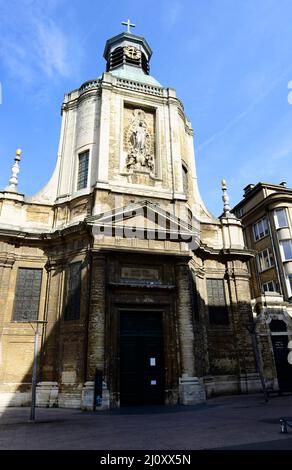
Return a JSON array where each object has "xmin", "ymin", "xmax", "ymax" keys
[
  {"xmin": 257, "ymin": 248, "xmax": 274, "ymax": 272},
  {"xmin": 281, "ymin": 239, "xmax": 292, "ymax": 261},
  {"xmin": 182, "ymin": 165, "xmax": 188, "ymax": 195},
  {"xmin": 12, "ymin": 268, "xmax": 42, "ymax": 322},
  {"xmin": 274, "ymin": 208, "xmax": 288, "ymax": 229},
  {"xmin": 64, "ymin": 262, "xmax": 82, "ymax": 321},
  {"xmin": 253, "ymin": 217, "xmax": 269, "ymax": 241},
  {"xmin": 288, "ymin": 275, "xmax": 292, "ymax": 297},
  {"xmin": 237, "ymin": 207, "xmax": 244, "ymax": 218},
  {"xmin": 77, "ymin": 151, "xmax": 89, "ymax": 190},
  {"xmin": 262, "ymin": 280, "xmax": 278, "ymax": 293},
  {"xmin": 206, "ymin": 278, "xmax": 229, "ymax": 325}
]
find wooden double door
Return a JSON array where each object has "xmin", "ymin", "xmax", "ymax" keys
[{"xmin": 120, "ymin": 311, "xmax": 165, "ymax": 406}]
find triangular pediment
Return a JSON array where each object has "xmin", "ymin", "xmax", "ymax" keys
[{"xmin": 86, "ymin": 200, "xmax": 199, "ymax": 243}]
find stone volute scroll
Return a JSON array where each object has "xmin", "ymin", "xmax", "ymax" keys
[{"xmin": 125, "ymin": 109, "xmax": 155, "ymax": 174}]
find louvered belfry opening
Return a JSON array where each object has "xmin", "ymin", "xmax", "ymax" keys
[
  {"xmin": 107, "ymin": 47, "xmax": 124, "ymax": 71},
  {"xmin": 107, "ymin": 47, "xmax": 150, "ymax": 75},
  {"xmin": 141, "ymin": 52, "xmax": 149, "ymax": 74}
]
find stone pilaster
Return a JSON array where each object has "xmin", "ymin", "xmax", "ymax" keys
[
  {"xmin": 41, "ymin": 259, "xmax": 65, "ymax": 383},
  {"xmin": 86, "ymin": 252, "xmax": 106, "ymax": 378},
  {"xmin": 175, "ymin": 258, "xmax": 206, "ymax": 404},
  {"xmin": 0, "ymin": 256, "xmax": 15, "ymax": 382},
  {"xmin": 97, "ymin": 76, "xmax": 114, "ymax": 183},
  {"xmin": 0, "ymin": 257, "xmax": 15, "ymax": 327},
  {"xmin": 83, "ymin": 252, "xmax": 108, "ymax": 410},
  {"xmin": 175, "ymin": 258, "xmax": 195, "ymax": 376}
]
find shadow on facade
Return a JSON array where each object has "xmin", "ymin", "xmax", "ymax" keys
[{"xmin": 1, "ymin": 246, "xmax": 274, "ymax": 418}]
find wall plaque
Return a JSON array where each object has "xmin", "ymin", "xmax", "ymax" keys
[{"xmin": 121, "ymin": 266, "xmax": 161, "ymax": 283}]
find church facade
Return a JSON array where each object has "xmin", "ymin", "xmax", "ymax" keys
[{"xmin": 0, "ymin": 27, "xmax": 261, "ymax": 409}]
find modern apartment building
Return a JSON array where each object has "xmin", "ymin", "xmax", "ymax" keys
[
  {"xmin": 233, "ymin": 182, "xmax": 292, "ymax": 392},
  {"xmin": 233, "ymin": 182, "xmax": 292, "ymax": 304}
]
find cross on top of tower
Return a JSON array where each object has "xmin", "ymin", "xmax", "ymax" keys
[{"xmin": 121, "ymin": 19, "xmax": 136, "ymax": 33}]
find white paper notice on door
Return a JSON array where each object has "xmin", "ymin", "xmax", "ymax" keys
[
  {"xmin": 150, "ymin": 358, "xmax": 156, "ymax": 366},
  {"xmin": 150, "ymin": 380, "xmax": 157, "ymax": 385}
]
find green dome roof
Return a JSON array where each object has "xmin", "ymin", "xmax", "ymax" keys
[{"xmin": 109, "ymin": 65, "xmax": 162, "ymax": 87}]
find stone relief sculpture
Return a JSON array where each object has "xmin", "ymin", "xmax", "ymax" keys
[
  {"xmin": 131, "ymin": 121, "xmax": 146, "ymax": 154},
  {"xmin": 125, "ymin": 109, "xmax": 155, "ymax": 173}
]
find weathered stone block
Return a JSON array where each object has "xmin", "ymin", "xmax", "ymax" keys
[
  {"xmin": 81, "ymin": 381, "xmax": 110, "ymax": 410},
  {"xmin": 36, "ymin": 382, "xmax": 59, "ymax": 407},
  {"xmin": 179, "ymin": 375, "xmax": 206, "ymax": 405}
]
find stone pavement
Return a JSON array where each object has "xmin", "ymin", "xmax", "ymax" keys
[{"xmin": 0, "ymin": 394, "xmax": 292, "ymax": 450}]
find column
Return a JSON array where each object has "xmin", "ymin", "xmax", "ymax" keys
[
  {"xmin": 82, "ymin": 251, "xmax": 109, "ymax": 410},
  {"xmin": 97, "ymin": 78, "xmax": 113, "ymax": 183},
  {"xmin": 0, "ymin": 257, "xmax": 15, "ymax": 384},
  {"xmin": 37, "ymin": 259, "xmax": 64, "ymax": 407},
  {"xmin": 175, "ymin": 258, "xmax": 206, "ymax": 404}
]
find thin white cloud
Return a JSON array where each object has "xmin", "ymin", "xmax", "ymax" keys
[
  {"xmin": 197, "ymin": 65, "xmax": 292, "ymax": 152},
  {"xmin": 35, "ymin": 18, "xmax": 72, "ymax": 79},
  {"xmin": 235, "ymin": 127, "xmax": 292, "ymax": 186},
  {"xmin": 161, "ymin": 0, "xmax": 182, "ymax": 28}
]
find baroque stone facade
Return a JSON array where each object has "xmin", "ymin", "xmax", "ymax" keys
[{"xmin": 0, "ymin": 29, "xmax": 262, "ymax": 410}]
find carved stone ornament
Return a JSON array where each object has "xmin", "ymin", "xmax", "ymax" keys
[
  {"xmin": 125, "ymin": 109, "xmax": 154, "ymax": 174},
  {"xmin": 124, "ymin": 45, "xmax": 141, "ymax": 60}
]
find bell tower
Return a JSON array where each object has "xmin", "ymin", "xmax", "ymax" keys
[
  {"xmin": 23, "ymin": 21, "xmax": 202, "ymax": 222},
  {"xmin": 103, "ymin": 20, "xmax": 160, "ymax": 86}
]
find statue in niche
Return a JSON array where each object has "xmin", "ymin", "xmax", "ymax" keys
[
  {"xmin": 126, "ymin": 109, "xmax": 154, "ymax": 173},
  {"xmin": 131, "ymin": 121, "xmax": 146, "ymax": 154}
]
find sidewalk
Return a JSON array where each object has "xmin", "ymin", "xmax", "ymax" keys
[{"xmin": 1, "ymin": 394, "xmax": 292, "ymax": 450}]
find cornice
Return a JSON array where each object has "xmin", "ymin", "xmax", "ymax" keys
[
  {"xmin": 233, "ymin": 187, "xmax": 292, "ymax": 217},
  {"xmin": 0, "ymin": 220, "xmax": 89, "ymax": 243},
  {"xmin": 195, "ymin": 243, "xmax": 255, "ymax": 260},
  {"xmin": 0, "ymin": 256, "xmax": 15, "ymax": 268}
]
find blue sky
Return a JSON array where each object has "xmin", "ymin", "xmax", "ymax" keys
[{"xmin": 0, "ymin": 0, "xmax": 292, "ymax": 216}]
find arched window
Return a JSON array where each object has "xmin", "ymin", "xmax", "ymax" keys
[
  {"xmin": 182, "ymin": 164, "xmax": 188, "ymax": 195},
  {"xmin": 77, "ymin": 150, "xmax": 89, "ymax": 190}
]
